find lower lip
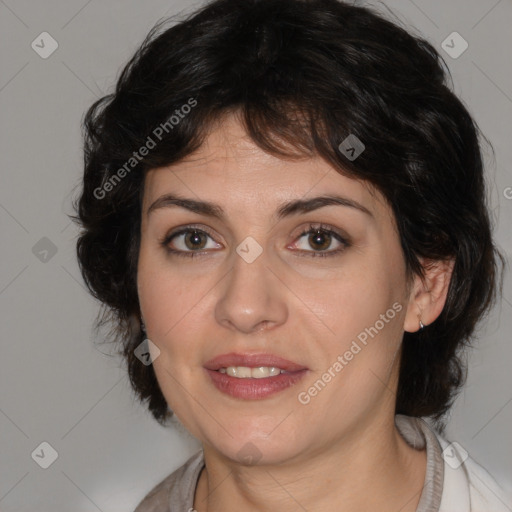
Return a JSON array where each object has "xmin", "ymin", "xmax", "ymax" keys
[{"xmin": 205, "ymin": 368, "xmax": 308, "ymax": 399}]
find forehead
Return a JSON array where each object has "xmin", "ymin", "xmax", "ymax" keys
[{"xmin": 142, "ymin": 114, "xmax": 391, "ymax": 224}]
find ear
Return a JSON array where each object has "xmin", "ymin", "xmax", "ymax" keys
[{"xmin": 403, "ymin": 257, "xmax": 455, "ymax": 333}]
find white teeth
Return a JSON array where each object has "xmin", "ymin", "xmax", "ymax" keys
[{"xmin": 218, "ymin": 366, "xmax": 284, "ymax": 378}]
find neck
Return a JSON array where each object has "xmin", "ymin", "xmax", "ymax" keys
[{"xmin": 193, "ymin": 414, "xmax": 427, "ymax": 512}]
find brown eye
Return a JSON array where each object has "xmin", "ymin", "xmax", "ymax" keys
[
  {"xmin": 182, "ymin": 230, "xmax": 208, "ymax": 250},
  {"xmin": 161, "ymin": 226, "xmax": 220, "ymax": 258},
  {"xmin": 307, "ymin": 230, "xmax": 332, "ymax": 251},
  {"xmin": 292, "ymin": 223, "xmax": 350, "ymax": 258}
]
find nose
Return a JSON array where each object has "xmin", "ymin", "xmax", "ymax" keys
[{"xmin": 214, "ymin": 247, "xmax": 288, "ymax": 335}]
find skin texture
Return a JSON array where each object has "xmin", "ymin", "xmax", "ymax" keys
[{"xmin": 137, "ymin": 113, "xmax": 454, "ymax": 511}]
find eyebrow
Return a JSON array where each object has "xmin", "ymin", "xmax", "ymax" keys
[{"xmin": 146, "ymin": 193, "xmax": 374, "ymax": 221}]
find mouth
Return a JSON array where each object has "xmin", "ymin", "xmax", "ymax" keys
[{"xmin": 203, "ymin": 352, "xmax": 309, "ymax": 400}]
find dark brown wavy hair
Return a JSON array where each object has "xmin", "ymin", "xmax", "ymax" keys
[{"xmin": 71, "ymin": 0, "xmax": 505, "ymax": 431}]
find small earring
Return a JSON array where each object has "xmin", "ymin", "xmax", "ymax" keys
[{"xmin": 419, "ymin": 319, "xmax": 425, "ymax": 330}]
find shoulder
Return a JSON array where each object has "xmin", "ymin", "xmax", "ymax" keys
[
  {"xmin": 396, "ymin": 414, "xmax": 511, "ymax": 512},
  {"xmin": 133, "ymin": 450, "xmax": 204, "ymax": 512},
  {"xmin": 431, "ymin": 423, "xmax": 511, "ymax": 512},
  {"xmin": 465, "ymin": 456, "xmax": 512, "ymax": 512}
]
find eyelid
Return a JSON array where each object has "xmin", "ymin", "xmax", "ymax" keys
[{"xmin": 163, "ymin": 223, "xmax": 216, "ymax": 238}]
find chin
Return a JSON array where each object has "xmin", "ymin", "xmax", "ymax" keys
[{"xmin": 202, "ymin": 420, "xmax": 306, "ymax": 467}]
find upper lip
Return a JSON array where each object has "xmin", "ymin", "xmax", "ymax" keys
[{"xmin": 203, "ymin": 352, "xmax": 308, "ymax": 372}]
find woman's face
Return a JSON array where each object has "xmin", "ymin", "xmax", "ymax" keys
[{"xmin": 137, "ymin": 113, "xmax": 416, "ymax": 465}]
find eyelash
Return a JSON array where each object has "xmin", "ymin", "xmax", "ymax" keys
[{"xmin": 160, "ymin": 223, "xmax": 351, "ymax": 259}]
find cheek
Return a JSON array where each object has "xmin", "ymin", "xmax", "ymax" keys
[
  {"xmin": 137, "ymin": 246, "xmax": 180, "ymax": 347},
  {"xmin": 137, "ymin": 246, "xmax": 213, "ymax": 363},
  {"xmin": 303, "ymin": 248, "xmax": 406, "ymax": 392},
  {"xmin": 307, "ymin": 259, "xmax": 400, "ymax": 345},
  {"xmin": 137, "ymin": 256, "xmax": 205, "ymax": 423}
]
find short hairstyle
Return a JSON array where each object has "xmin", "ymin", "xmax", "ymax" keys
[{"xmin": 72, "ymin": 0, "xmax": 505, "ymax": 430}]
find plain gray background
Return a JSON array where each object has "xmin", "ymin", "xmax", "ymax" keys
[{"xmin": 1, "ymin": 0, "xmax": 511, "ymax": 510}]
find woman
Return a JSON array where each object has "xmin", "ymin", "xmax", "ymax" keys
[{"xmin": 73, "ymin": 0, "xmax": 511, "ymax": 510}]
